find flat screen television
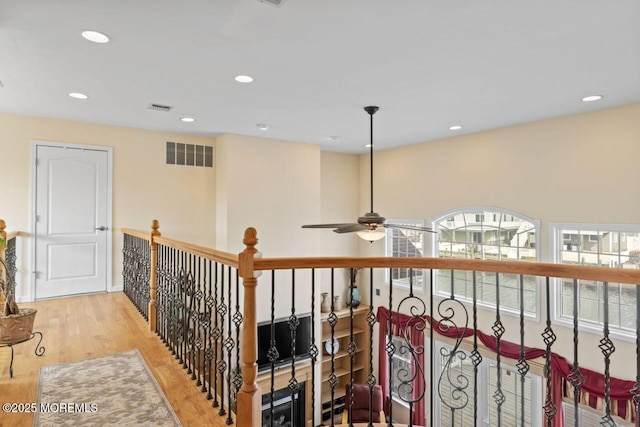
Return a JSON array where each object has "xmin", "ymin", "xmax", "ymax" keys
[{"xmin": 256, "ymin": 314, "xmax": 312, "ymax": 372}]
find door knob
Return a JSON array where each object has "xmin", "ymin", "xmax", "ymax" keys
[{"xmin": 95, "ymin": 226, "xmax": 107, "ymax": 231}]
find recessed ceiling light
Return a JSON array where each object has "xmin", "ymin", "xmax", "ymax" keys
[
  {"xmin": 81, "ymin": 30, "xmax": 110, "ymax": 44},
  {"xmin": 68, "ymin": 92, "xmax": 88, "ymax": 99},
  {"xmin": 181, "ymin": 117, "xmax": 195, "ymax": 123},
  {"xmin": 328, "ymin": 136, "xmax": 341, "ymax": 141},
  {"xmin": 257, "ymin": 123, "xmax": 269, "ymax": 130},
  {"xmin": 235, "ymin": 75, "xmax": 254, "ymax": 83},
  {"xmin": 582, "ymin": 95, "xmax": 603, "ymax": 102},
  {"xmin": 449, "ymin": 125, "xmax": 462, "ymax": 131}
]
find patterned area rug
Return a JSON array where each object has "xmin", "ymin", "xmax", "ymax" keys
[{"xmin": 35, "ymin": 349, "xmax": 181, "ymax": 426}]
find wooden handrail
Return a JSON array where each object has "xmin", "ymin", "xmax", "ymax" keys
[
  {"xmin": 121, "ymin": 228, "xmax": 150, "ymax": 240},
  {"xmin": 254, "ymin": 256, "xmax": 640, "ymax": 284},
  {"xmin": 5, "ymin": 231, "xmax": 20, "ymax": 241},
  {"xmin": 154, "ymin": 236, "xmax": 239, "ymax": 267}
]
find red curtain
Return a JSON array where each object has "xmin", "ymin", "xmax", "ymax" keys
[{"xmin": 376, "ymin": 306, "xmax": 637, "ymax": 425}]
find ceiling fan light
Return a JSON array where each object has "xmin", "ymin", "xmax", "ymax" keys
[{"xmin": 357, "ymin": 229, "xmax": 386, "ymax": 242}]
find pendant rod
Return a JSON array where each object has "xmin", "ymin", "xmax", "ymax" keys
[{"xmin": 364, "ymin": 106, "xmax": 379, "ymax": 214}]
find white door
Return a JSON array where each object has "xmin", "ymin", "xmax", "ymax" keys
[{"xmin": 34, "ymin": 145, "xmax": 109, "ymax": 299}]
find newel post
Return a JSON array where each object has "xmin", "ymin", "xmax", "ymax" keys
[
  {"xmin": 149, "ymin": 219, "xmax": 161, "ymax": 332},
  {"xmin": 236, "ymin": 227, "xmax": 261, "ymax": 427}
]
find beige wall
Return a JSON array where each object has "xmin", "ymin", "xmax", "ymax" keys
[
  {"xmin": 319, "ymin": 151, "xmax": 361, "ymax": 303},
  {"xmin": 0, "ymin": 113, "xmax": 216, "ymax": 300},
  {"xmin": 358, "ymin": 102, "xmax": 640, "ymax": 379},
  {"xmin": 215, "ymin": 133, "xmax": 326, "ymax": 321}
]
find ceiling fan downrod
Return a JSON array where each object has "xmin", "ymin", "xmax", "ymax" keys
[{"xmin": 364, "ymin": 106, "xmax": 378, "ymax": 214}]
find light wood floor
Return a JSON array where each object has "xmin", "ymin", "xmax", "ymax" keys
[{"xmin": 0, "ymin": 292, "xmax": 233, "ymax": 427}]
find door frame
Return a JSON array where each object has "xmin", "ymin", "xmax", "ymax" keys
[{"xmin": 29, "ymin": 140, "xmax": 114, "ymax": 301}]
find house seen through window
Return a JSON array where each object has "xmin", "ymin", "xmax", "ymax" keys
[
  {"xmin": 385, "ymin": 219, "xmax": 425, "ymax": 291},
  {"xmin": 554, "ymin": 225, "xmax": 640, "ymax": 335},
  {"xmin": 434, "ymin": 208, "xmax": 539, "ymax": 316},
  {"xmin": 435, "ymin": 342, "xmax": 541, "ymax": 426}
]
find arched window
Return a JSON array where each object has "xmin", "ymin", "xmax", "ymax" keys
[{"xmin": 433, "ymin": 207, "xmax": 539, "ymax": 316}]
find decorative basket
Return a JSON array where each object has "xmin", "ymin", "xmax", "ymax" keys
[{"xmin": 0, "ymin": 308, "xmax": 37, "ymax": 344}]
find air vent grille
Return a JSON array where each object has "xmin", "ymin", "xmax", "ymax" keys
[
  {"xmin": 259, "ymin": 0, "xmax": 286, "ymax": 6},
  {"xmin": 166, "ymin": 142, "xmax": 213, "ymax": 168},
  {"xmin": 148, "ymin": 103, "xmax": 173, "ymax": 112}
]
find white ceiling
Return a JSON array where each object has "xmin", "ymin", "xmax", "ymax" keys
[{"xmin": 1, "ymin": 0, "xmax": 639, "ymax": 154}]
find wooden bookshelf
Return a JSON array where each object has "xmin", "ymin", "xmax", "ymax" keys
[{"xmin": 319, "ymin": 306, "xmax": 371, "ymax": 425}]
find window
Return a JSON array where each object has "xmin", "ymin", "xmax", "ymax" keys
[
  {"xmin": 562, "ymin": 402, "xmax": 631, "ymax": 426},
  {"xmin": 553, "ymin": 224, "xmax": 640, "ymax": 335},
  {"xmin": 434, "ymin": 208, "xmax": 539, "ymax": 316},
  {"xmin": 389, "ymin": 336, "xmax": 413, "ymax": 402},
  {"xmin": 435, "ymin": 342, "xmax": 541, "ymax": 426},
  {"xmin": 385, "ymin": 219, "xmax": 425, "ymax": 291}
]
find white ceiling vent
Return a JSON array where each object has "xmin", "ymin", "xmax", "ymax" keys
[
  {"xmin": 259, "ymin": 0, "xmax": 286, "ymax": 7},
  {"xmin": 148, "ymin": 103, "xmax": 173, "ymax": 112}
]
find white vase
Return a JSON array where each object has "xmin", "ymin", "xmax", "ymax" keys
[{"xmin": 320, "ymin": 292, "xmax": 330, "ymax": 313}]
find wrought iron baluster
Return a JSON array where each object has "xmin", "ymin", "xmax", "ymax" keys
[
  {"xmin": 122, "ymin": 234, "xmax": 129, "ymax": 298},
  {"xmin": 542, "ymin": 277, "xmax": 557, "ymax": 426},
  {"xmin": 212, "ymin": 262, "xmax": 220, "ymax": 407},
  {"xmin": 181, "ymin": 251, "xmax": 188, "ymax": 368},
  {"xmin": 205, "ymin": 259, "xmax": 214, "ymax": 397},
  {"xmin": 517, "ymin": 275, "xmax": 530, "ymax": 427},
  {"xmin": 233, "ymin": 270, "xmax": 243, "ymax": 407},
  {"xmin": 567, "ymin": 279, "xmax": 584, "ymax": 427},
  {"xmin": 217, "ymin": 264, "xmax": 227, "ymax": 416},
  {"xmin": 195, "ymin": 257, "xmax": 205, "ymax": 388},
  {"xmin": 393, "ymin": 270, "xmax": 427, "ymax": 427},
  {"xmin": 289, "ymin": 270, "xmax": 299, "ymax": 426},
  {"xmin": 493, "ymin": 272, "xmax": 505, "ymax": 427},
  {"xmin": 599, "ymin": 282, "xmax": 616, "ymax": 426},
  {"xmin": 437, "ymin": 270, "xmax": 469, "ymax": 427},
  {"xmin": 407, "ymin": 271, "xmax": 414, "ymax": 427},
  {"xmin": 157, "ymin": 244, "xmax": 165, "ymax": 344},
  {"xmin": 471, "ymin": 271, "xmax": 482, "ymax": 427},
  {"xmin": 170, "ymin": 246, "xmax": 179, "ymax": 357},
  {"xmin": 186, "ymin": 254, "xmax": 195, "ymax": 375},
  {"xmin": 309, "ymin": 269, "xmax": 318, "ymax": 427},
  {"xmin": 172, "ymin": 247, "xmax": 180, "ymax": 358},
  {"xmin": 143, "ymin": 238, "xmax": 150, "ymax": 319},
  {"xmin": 367, "ymin": 267, "xmax": 377, "ymax": 427},
  {"xmin": 194, "ymin": 256, "xmax": 205, "ymax": 385},
  {"xmin": 327, "ymin": 268, "xmax": 338, "ymax": 427},
  {"xmin": 268, "ymin": 270, "xmax": 279, "ymax": 427},
  {"xmin": 225, "ymin": 265, "xmax": 234, "ymax": 425},
  {"xmin": 348, "ymin": 268, "xmax": 356, "ymax": 427},
  {"xmin": 429, "ymin": 269, "xmax": 435, "ymax": 427},
  {"xmin": 386, "ymin": 270, "xmax": 394, "ymax": 426}
]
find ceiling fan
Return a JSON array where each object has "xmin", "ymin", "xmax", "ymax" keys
[{"xmin": 302, "ymin": 106, "xmax": 434, "ymax": 242}]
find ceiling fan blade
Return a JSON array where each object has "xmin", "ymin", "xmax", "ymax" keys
[
  {"xmin": 302, "ymin": 223, "xmax": 357, "ymax": 229},
  {"xmin": 384, "ymin": 223, "xmax": 436, "ymax": 233},
  {"xmin": 333, "ymin": 224, "xmax": 368, "ymax": 234}
]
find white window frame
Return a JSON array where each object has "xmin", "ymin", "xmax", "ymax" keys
[
  {"xmin": 550, "ymin": 223, "xmax": 640, "ymax": 342},
  {"xmin": 432, "ymin": 207, "xmax": 541, "ymax": 320},
  {"xmin": 434, "ymin": 341, "xmax": 542, "ymax": 426},
  {"xmin": 388, "ymin": 335, "xmax": 413, "ymax": 407},
  {"xmin": 385, "ymin": 218, "xmax": 426, "ymax": 292}
]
